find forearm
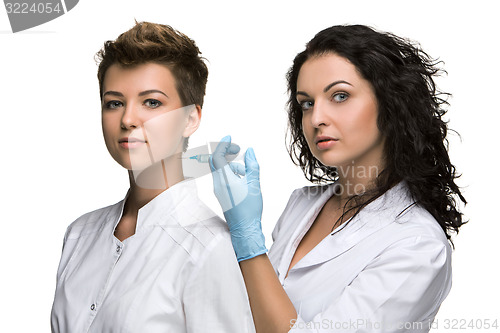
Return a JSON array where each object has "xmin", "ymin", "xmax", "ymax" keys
[
  {"xmin": 209, "ymin": 140, "xmax": 295, "ymax": 330},
  {"xmin": 239, "ymin": 254, "xmax": 297, "ymax": 333}
]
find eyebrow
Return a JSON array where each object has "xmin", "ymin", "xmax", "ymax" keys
[
  {"xmin": 102, "ymin": 91, "xmax": 123, "ymax": 97},
  {"xmin": 323, "ymin": 80, "xmax": 352, "ymax": 93},
  {"xmin": 139, "ymin": 90, "xmax": 168, "ymax": 98},
  {"xmin": 102, "ymin": 89, "xmax": 169, "ymax": 98},
  {"xmin": 296, "ymin": 80, "xmax": 353, "ymax": 97}
]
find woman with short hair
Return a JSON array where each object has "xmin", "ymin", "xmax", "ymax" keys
[{"xmin": 51, "ymin": 21, "xmax": 255, "ymax": 333}]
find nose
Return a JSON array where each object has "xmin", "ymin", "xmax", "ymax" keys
[
  {"xmin": 121, "ymin": 104, "xmax": 141, "ymax": 129},
  {"xmin": 309, "ymin": 100, "xmax": 329, "ymax": 128}
]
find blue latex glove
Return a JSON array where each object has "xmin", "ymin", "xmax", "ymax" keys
[{"xmin": 209, "ymin": 135, "xmax": 267, "ymax": 262}]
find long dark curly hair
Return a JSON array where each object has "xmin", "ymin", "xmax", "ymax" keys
[{"xmin": 286, "ymin": 25, "xmax": 466, "ymax": 245}]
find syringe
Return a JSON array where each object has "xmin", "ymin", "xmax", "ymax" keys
[
  {"xmin": 183, "ymin": 154, "xmax": 211, "ymax": 163},
  {"xmin": 183, "ymin": 152, "xmax": 243, "ymax": 164}
]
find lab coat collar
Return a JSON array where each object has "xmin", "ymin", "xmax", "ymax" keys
[
  {"xmin": 117, "ymin": 178, "xmax": 216, "ymax": 232},
  {"xmin": 292, "ymin": 181, "xmax": 415, "ymax": 270}
]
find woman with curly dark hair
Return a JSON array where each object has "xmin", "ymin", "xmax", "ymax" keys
[{"xmin": 210, "ymin": 24, "xmax": 466, "ymax": 332}]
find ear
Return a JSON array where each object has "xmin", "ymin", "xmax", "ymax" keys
[{"xmin": 182, "ymin": 104, "xmax": 202, "ymax": 138}]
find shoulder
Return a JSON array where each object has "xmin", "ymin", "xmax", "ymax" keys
[
  {"xmin": 64, "ymin": 200, "xmax": 123, "ymax": 241},
  {"xmin": 362, "ymin": 198, "xmax": 453, "ymax": 277},
  {"xmin": 363, "ymin": 202, "xmax": 452, "ymax": 279},
  {"xmin": 390, "ymin": 203, "xmax": 453, "ymax": 268},
  {"xmin": 179, "ymin": 215, "xmax": 231, "ymax": 253},
  {"xmin": 398, "ymin": 203, "xmax": 449, "ymax": 242},
  {"xmin": 368, "ymin": 214, "xmax": 452, "ymax": 299},
  {"xmin": 165, "ymin": 199, "xmax": 235, "ymax": 265},
  {"xmin": 186, "ymin": 215, "xmax": 235, "ymax": 263},
  {"xmin": 355, "ymin": 227, "xmax": 452, "ymax": 322},
  {"xmin": 174, "ymin": 214, "xmax": 241, "ymax": 289},
  {"xmin": 360, "ymin": 181, "xmax": 450, "ymax": 246},
  {"xmin": 342, "ymin": 181, "xmax": 452, "ymax": 268},
  {"xmin": 378, "ymin": 189, "xmax": 450, "ymax": 249}
]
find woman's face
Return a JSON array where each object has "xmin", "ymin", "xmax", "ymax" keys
[
  {"xmin": 297, "ymin": 53, "xmax": 385, "ymax": 174},
  {"xmin": 101, "ymin": 62, "xmax": 199, "ymax": 171}
]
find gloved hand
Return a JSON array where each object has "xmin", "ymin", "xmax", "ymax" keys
[{"xmin": 209, "ymin": 135, "xmax": 267, "ymax": 262}]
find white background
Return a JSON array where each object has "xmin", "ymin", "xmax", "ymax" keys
[{"xmin": 1, "ymin": 0, "xmax": 498, "ymax": 331}]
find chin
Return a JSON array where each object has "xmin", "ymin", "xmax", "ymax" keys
[
  {"xmin": 313, "ymin": 151, "xmax": 345, "ymax": 168},
  {"xmin": 116, "ymin": 161, "xmax": 134, "ymax": 171},
  {"xmin": 111, "ymin": 157, "xmax": 140, "ymax": 171}
]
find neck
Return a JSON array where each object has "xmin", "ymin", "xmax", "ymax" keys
[
  {"xmin": 124, "ymin": 154, "xmax": 185, "ymax": 216},
  {"xmin": 334, "ymin": 152, "xmax": 385, "ymax": 203}
]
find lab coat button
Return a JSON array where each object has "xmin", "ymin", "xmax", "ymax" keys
[
  {"xmin": 90, "ymin": 304, "xmax": 96, "ymax": 311},
  {"xmin": 116, "ymin": 246, "xmax": 121, "ymax": 253}
]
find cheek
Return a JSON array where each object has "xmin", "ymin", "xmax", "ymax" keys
[
  {"xmin": 362, "ymin": 107, "xmax": 380, "ymax": 140},
  {"xmin": 144, "ymin": 111, "xmax": 183, "ymax": 136},
  {"xmin": 343, "ymin": 103, "xmax": 379, "ymax": 143},
  {"xmin": 101, "ymin": 116, "xmax": 115, "ymax": 143},
  {"xmin": 301, "ymin": 116, "xmax": 314, "ymax": 144},
  {"xmin": 142, "ymin": 111, "xmax": 187, "ymax": 158}
]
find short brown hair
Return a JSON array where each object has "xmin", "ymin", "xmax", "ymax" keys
[{"xmin": 95, "ymin": 21, "xmax": 208, "ymax": 107}]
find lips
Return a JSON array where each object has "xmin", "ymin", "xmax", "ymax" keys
[
  {"xmin": 314, "ymin": 135, "xmax": 339, "ymax": 150},
  {"xmin": 119, "ymin": 137, "xmax": 147, "ymax": 149},
  {"xmin": 119, "ymin": 137, "xmax": 146, "ymax": 143},
  {"xmin": 314, "ymin": 135, "xmax": 339, "ymax": 145}
]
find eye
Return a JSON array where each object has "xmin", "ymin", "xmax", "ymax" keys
[
  {"xmin": 144, "ymin": 99, "xmax": 162, "ymax": 109},
  {"xmin": 299, "ymin": 100, "xmax": 314, "ymax": 112},
  {"xmin": 332, "ymin": 92, "xmax": 349, "ymax": 103},
  {"xmin": 104, "ymin": 100, "xmax": 123, "ymax": 109}
]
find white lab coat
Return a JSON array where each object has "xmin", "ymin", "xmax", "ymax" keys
[
  {"xmin": 51, "ymin": 179, "xmax": 255, "ymax": 333},
  {"xmin": 268, "ymin": 181, "xmax": 452, "ymax": 332}
]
